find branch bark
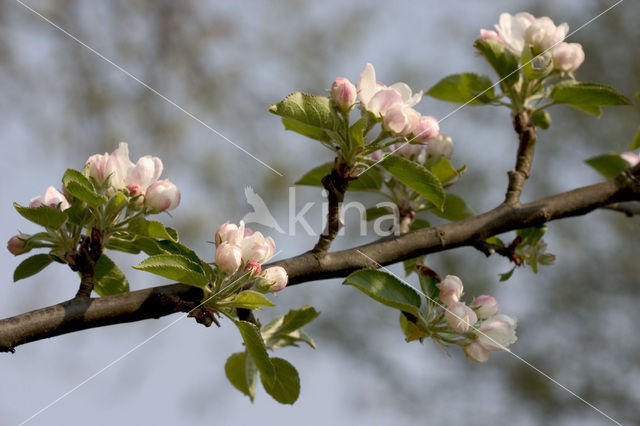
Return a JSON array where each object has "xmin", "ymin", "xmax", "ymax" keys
[
  {"xmin": 505, "ymin": 110, "xmax": 537, "ymax": 205},
  {"xmin": 1, "ymin": 164, "xmax": 638, "ymax": 352}
]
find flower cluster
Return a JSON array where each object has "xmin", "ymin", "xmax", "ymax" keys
[
  {"xmin": 86, "ymin": 142, "xmax": 180, "ymax": 212},
  {"xmin": 214, "ymin": 221, "xmax": 288, "ymax": 292},
  {"xmin": 331, "ymin": 63, "xmax": 440, "ymax": 142},
  {"xmin": 435, "ymin": 275, "xmax": 517, "ymax": 363},
  {"xmin": 480, "ymin": 12, "xmax": 584, "ymax": 73}
]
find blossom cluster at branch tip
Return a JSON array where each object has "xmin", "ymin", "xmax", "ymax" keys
[
  {"xmin": 480, "ymin": 12, "xmax": 584, "ymax": 73},
  {"xmin": 85, "ymin": 142, "xmax": 180, "ymax": 212},
  {"xmin": 435, "ymin": 275, "xmax": 517, "ymax": 363},
  {"xmin": 348, "ymin": 63, "xmax": 439, "ymax": 141},
  {"xmin": 214, "ymin": 221, "xmax": 287, "ymax": 292}
]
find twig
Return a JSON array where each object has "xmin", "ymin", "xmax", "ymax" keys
[{"xmin": 505, "ymin": 110, "xmax": 537, "ymax": 205}]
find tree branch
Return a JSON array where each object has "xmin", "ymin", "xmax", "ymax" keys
[{"xmin": 1, "ymin": 164, "xmax": 638, "ymax": 352}]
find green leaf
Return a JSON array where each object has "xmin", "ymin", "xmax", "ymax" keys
[
  {"xmin": 235, "ymin": 321, "xmax": 275, "ymax": 386},
  {"xmin": 349, "ymin": 117, "xmax": 367, "ymax": 150},
  {"xmin": 295, "ymin": 162, "xmax": 383, "ymax": 191},
  {"xmin": 13, "ymin": 254, "xmax": 54, "ymax": 282},
  {"xmin": 133, "ymin": 254, "xmax": 209, "ymax": 288},
  {"xmin": 585, "ymin": 153, "xmax": 631, "ymax": 178},
  {"xmin": 282, "ymin": 117, "xmax": 331, "ymax": 143},
  {"xmin": 551, "ymin": 83, "xmax": 631, "ymax": 107},
  {"xmin": 427, "ymin": 73, "xmax": 495, "ymax": 104},
  {"xmin": 473, "ymin": 38, "xmax": 520, "ymax": 86},
  {"xmin": 410, "ymin": 219, "xmax": 430, "ymax": 230},
  {"xmin": 93, "ymin": 254, "xmax": 130, "ymax": 296},
  {"xmin": 132, "ymin": 237, "xmax": 166, "ymax": 256},
  {"xmin": 14, "ymin": 203, "xmax": 67, "ymax": 229},
  {"xmin": 233, "ymin": 290, "xmax": 275, "ymax": 310},
  {"xmin": 380, "ymin": 155, "xmax": 445, "ymax": 209},
  {"xmin": 343, "ymin": 269, "xmax": 422, "ymax": 316},
  {"xmin": 104, "ymin": 237, "xmax": 141, "ymax": 254},
  {"xmin": 427, "ymin": 156, "xmax": 459, "ymax": 184},
  {"xmin": 431, "ymin": 193, "xmax": 475, "ymax": 221},
  {"xmin": 532, "ymin": 109, "xmax": 551, "ymax": 130},
  {"xmin": 268, "ymin": 92, "xmax": 338, "ymax": 132},
  {"xmin": 128, "ymin": 217, "xmax": 178, "ymax": 242},
  {"xmin": 365, "ymin": 206, "xmax": 394, "ymax": 221},
  {"xmin": 261, "ymin": 357, "xmax": 300, "ymax": 405},
  {"xmin": 568, "ymin": 104, "xmax": 602, "ymax": 117},
  {"xmin": 225, "ymin": 352, "xmax": 257, "ymax": 402},
  {"xmin": 499, "ymin": 266, "xmax": 516, "ymax": 282},
  {"xmin": 631, "ymin": 128, "xmax": 640, "ymax": 151},
  {"xmin": 262, "ymin": 305, "xmax": 320, "ymax": 337},
  {"xmin": 62, "ymin": 169, "xmax": 106, "ymax": 207},
  {"xmin": 156, "ymin": 240, "xmax": 203, "ymax": 265}
]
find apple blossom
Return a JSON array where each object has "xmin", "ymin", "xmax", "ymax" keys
[
  {"xmin": 552, "ymin": 42, "xmax": 585, "ymax": 73},
  {"xmin": 370, "ymin": 150, "xmax": 383, "ymax": 161},
  {"xmin": 470, "ymin": 295, "xmax": 499, "ymax": 320},
  {"xmin": 437, "ymin": 275, "xmax": 463, "ymax": 306},
  {"xmin": 412, "ymin": 116, "xmax": 439, "ymax": 142},
  {"xmin": 523, "ymin": 16, "xmax": 568, "ymax": 52},
  {"xmin": 476, "ymin": 314, "xmax": 518, "ymax": 351},
  {"xmin": 426, "ymin": 134, "xmax": 453, "ymax": 159},
  {"xmin": 331, "ymin": 77, "xmax": 357, "ymax": 112},
  {"xmin": 86, "ymin": 142, "xmax": 134, "ymax": 189},
  {"xmin": 357, "ymin": 63, "xmax": 421, "ymax": 118},
  {"xmin": 394, "ymin": 142, "xmax": 423, "ymax": 159},
  {"xmin": 29, "ymin": 186, "xmax": 70, "ymax": 210},
  {"xmin": 478, "ymin": 29, "xmax": 503, "ymax": 42},
  {"xmin": 464, "ymin": 340, "xmax": 490, "ymax": 363},
  {"xmin": 445, "ymin": 301, "xmax": 478, "ymax": 333},
  {"xmin": 144, "ymin": 179, "xmax": 180, "ymax": 212},
  {"xmin": 621, "ymin": 152, "xmax": 640, "ymax": 167},
  {"xmin": 7, "ymin": 234, "xmax": 28, "ymax": 256},
  {"xmin": 215, "ymin": 221, "xmax": 246, "ymax": 247},
  {"xmin": 128, "ymin": 155, "xmax": 163, "ymax": 193},
  {"xmin": 215, "ymin": 242, "xmax": 242, "ymax": 274},
  {"xmin": 493, "ymin": 12, "xmax": 535, "ymax": 55},
  {"xmin": 262, "ymin": 266, "xmax": 288, "ymax": 292},
  {"xmin": 240, "ymin": 231, "xmax": 275, "ymax": 264}
]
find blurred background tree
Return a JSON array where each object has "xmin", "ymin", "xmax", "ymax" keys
[{"xmin": 0, "ymin": 0, "xmax": 638, "ymax": 424}]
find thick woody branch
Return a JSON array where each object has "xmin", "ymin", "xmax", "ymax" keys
[
  {"xmin": 601, "ymin": 201, "xmax": 640, "ymax": 217},
  {"xmin": 505, "ymin": 110, "xmax": 537, "ymax": 205},
  {"xmin": 0, "ymin": 164, "xmax": 638, "ymax": 352}
]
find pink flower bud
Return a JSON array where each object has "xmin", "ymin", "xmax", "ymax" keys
[
  {"xmin": 437, "ymin": 275, "xmax": 463, "ymax": 306},
  {"xmin": 445, "ymin": 301, "xmax": 478, "ymax": 333},
  {"xmin": 464, "ymin": 340, "xmax": 490, "ymax": 363},
  {"xmin": 215, "ymin": 242, "xmax": 242, "ymax": 274},
  {"xmin": 244, "ymin": 260, "xmax": 262, "ymax": 275},
  {"xmin": 240, "ymin": 232, "xmax": 275, "ymax": 264},
  {"xmin": 552, "ymin": 42, "xmax": 584, "ymax": 73},
  {"xmin": 479, "ymin": 29, "xmax": 503, "ymax": 42},
  {"xmin": 476, "ymin": 314, "xmax": 518, "ymax": 351},
  {"xmin": 262, "ymin": 266, "xmax": 288, "ymax": 292},
  {"xmin": 331, "ymin": 77, "xmax": 357, "ymax": 112},
  {"xmin": 29, "ymin": 186, "xmax": 70, "ymax": 210},
  {"xmin": 86, "ymin": 142, "xmax": 135, "ymax": 189},
  {"xmin": 215, "ymin": 221, "xmax": 246, "ymax": 247},
  {"xmin": 144, "ymin": 179, "xmax": 180, "ymax": 212},
  {"xmin": 621, "ymin": 152, "xmax": 640, "ymax": 167},
  {"xmin": 426, "ymin": 134, "xmax": 453, "ymax": 159},
  {"xmin": 470, "ymin": 295, "xmax": 499, "ymax": 320},
  {"xmin": 370, "ymin": 150, "xmax": 383, "ymax": 161},
  {"xmin": 7, "ymin": 234, "xmax": 29, "ymax": 256},
  {"xmin": 412, "ymin": 116, "xmax": 439, "ymax": 142}
]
